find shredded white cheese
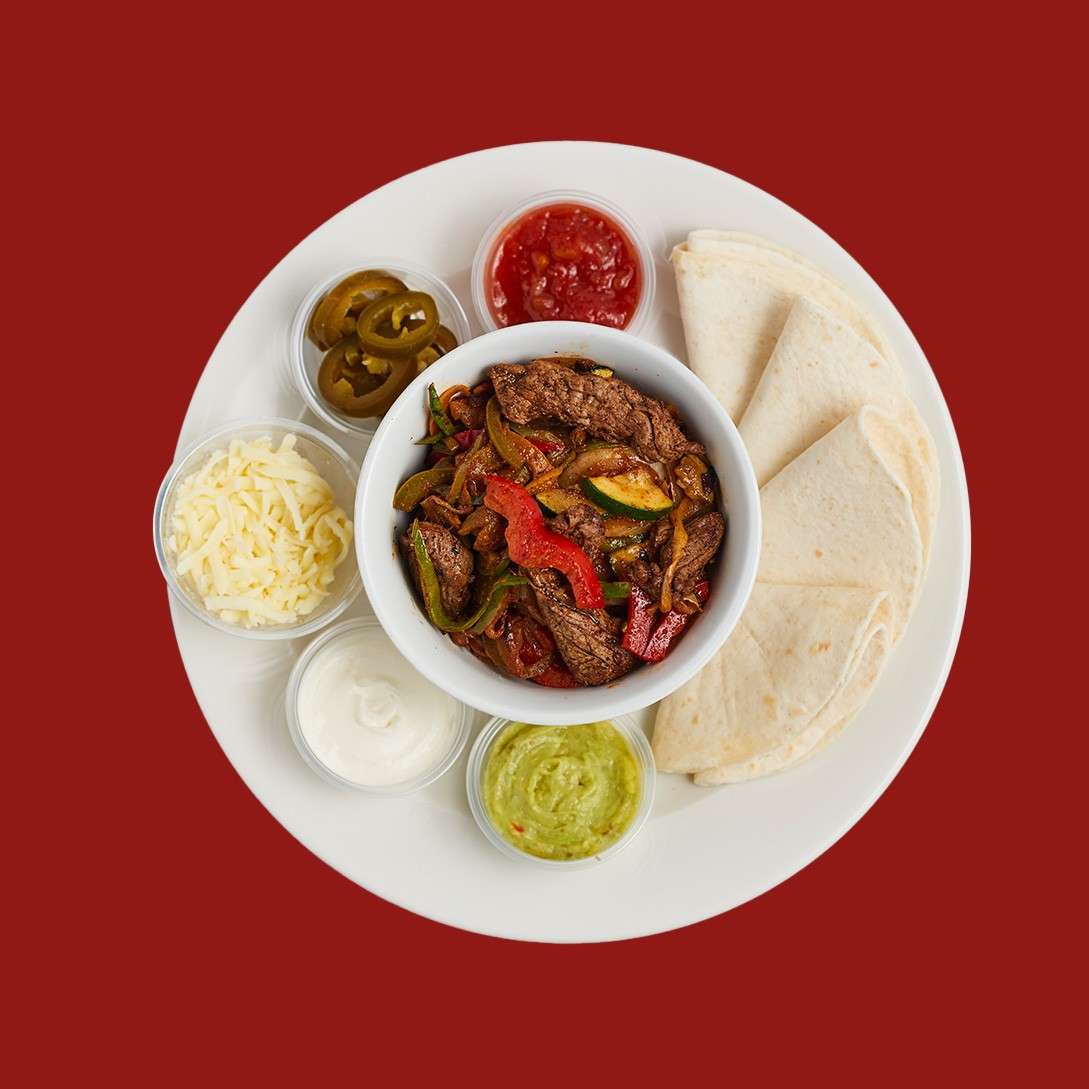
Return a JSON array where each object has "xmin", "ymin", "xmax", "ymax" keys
[{"xmin": 166, "ymin": 434, "xmax": 353, "ymax": 628}]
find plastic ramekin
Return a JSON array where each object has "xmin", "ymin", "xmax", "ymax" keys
[
  {"xmin": 153, "ymin": 418, "xmax": 361, "ymax": 640},
  {"xmin": 285, "ymin": 616, "xmax": 473, "ymax": 794},
  {"xmin": 470, "ymin": 189, "xmax": 656, "ymax": 336},
  {"xmin": 465, "ymin": 714, "xmax": 656, "ymax": 869},
  {"xmin": 287, "ymin": 259, "xmax": 472, "ymax": 439}
]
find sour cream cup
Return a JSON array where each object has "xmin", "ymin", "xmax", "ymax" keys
[
  {"xmin": 471, "ymin": 190, "xmax": 656, "ymax": 336},
  {"xmin": 287, "ymin": 259, "xmax": 472, "ymax": 439},
  {"xmin": 466, "ymin": 714, "xmax": 656, "ymax": 869},
  {"xmin": 286, "ymin": 616, "xmax": 473, "ymax": 795}
]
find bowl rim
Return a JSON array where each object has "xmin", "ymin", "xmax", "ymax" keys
[
  {"xmin": 465, "ymin": 714, "xmax": 656, "ymax": 868},
  {"xmin": 286, "ymin": 257, "xmax": 472, "ymax": 439},
  {"xmin": 469, "ymin": 188, "xmax": 657, "ymax": 336},
  {"xmin": 153, "ymin": 416, "xmax": 362, "ymax": 641},
  {"xmin": 354, "ymin": 321, "xmax": 761, "ymax": 723},
  {"xmin": 284, "ymin": 615, "xmax": 474, "ymax": 794}
]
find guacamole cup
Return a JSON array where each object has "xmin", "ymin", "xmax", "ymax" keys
[{"xmin": 466, "ymin": 715, "xmax": 655, "ymax": 869}]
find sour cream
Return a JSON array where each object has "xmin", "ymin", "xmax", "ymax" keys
[{"xmin": 294, "ymin": 623, "xmax": 461, "ymax": 787}]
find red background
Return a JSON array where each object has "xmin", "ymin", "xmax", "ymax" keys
[{"xmin": 10, "ymin": 5, "xmax": 1078, "ymax": 1081}]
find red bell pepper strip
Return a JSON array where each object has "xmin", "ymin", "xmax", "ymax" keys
[
  {"xmin": 484, "ymin": 476, "xmax": 604, "ymax": 609},
  {"xmin": 452, "ymin": 427, "xmax": 483, "ymax": 450},
  {"xmin": 528, "ymin": 437, "xmax": 564, "ymax": 454},
  {"xmin": 532, "ymin": 662, "xmax": 579, "ymax": 688},
  {"xmin": 622, "ymin": 585, "xmax": 658, "ymax": 656},
  {"xmin": 641, "ymin": 610, "xmax": 689, "ymax": 663},
  {"xmin": 516, "ymin": 617, "xmax": 555, "ymax": 666},
  {"xmin": 640, "ymin": 581, "xmax": 710, "ymax": 663}
]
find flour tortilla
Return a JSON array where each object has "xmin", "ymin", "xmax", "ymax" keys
[
  {"xmin": 672, "ymin": 230, "xmax": 896, "ymax": 420},
  {"xmin": 757, "ymin": 406, "xmax": 927, "ymax": 640},
  {"xmin": 653, "ymin": 584, "xmax": 891, "ymax": 781},
  {"xmin": 738, "ymin": 296, "xmax": 939, "ymax": 563}
]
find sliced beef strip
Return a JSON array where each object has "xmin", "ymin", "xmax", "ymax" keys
[
  {"xmin": 400, "ymin": 521, "xmax": 474, "ymax": 617},
  {"xmin": 419, "ymin": 494, "xmax": 462, "ymax": 531},
  {"xmin": 647, "ymin": 518, "xmax": 673, "ymax": 553},
  {"xmin": 488, "ymin": 360, "xmax": 703, "ymax": 463},
  {"xmin": 516, "ymin": 584, "xmax": 548, "ymax": 627},
  {"xmin": 548, "ymin": 503, "xmax": 610, "ymax": 581},
  {"xmin": 607, "ymin": 538, "xmax": 663, "ymax": 598},
  {"xmin": 660, "ymin": 512, "xmax": 725, "ymax": 598},
  {"xmin": 527, "ymin": 569, "xmax": 637, "ymax": 686},
  {"xmin": 448, "ymin": 392, "xmax": 488, "ymax": 430},
  {"xmin": 547, "ymin": 356, "xmax": 600, "ymax": 373},
  {"xmin": 626, "ymin": 558, "xmax": 663, "ymax": 599}
]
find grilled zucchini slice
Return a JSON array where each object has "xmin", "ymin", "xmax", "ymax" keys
[{"xmin": 580, "ymin": 470, "xmax": 673, "ymax": 521}]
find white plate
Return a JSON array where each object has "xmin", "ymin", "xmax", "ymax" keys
[{"xmin": 169, "ymin": 142, "xmax": 970, "ymax": 943}]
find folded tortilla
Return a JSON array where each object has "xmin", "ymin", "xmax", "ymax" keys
[
  {"xmin": 653, "ymin": 584, "xmax": 892, "ymax": 782},
  {"xmin": 758, "ymin": 406, "xmax": 928, "ymax": 640},
  {"xmin": 660, "ymin": 233, "xmax": 939, "ymax": 784},
  {"xmin": 672, "ymin": 230, "xmax": 896, "ymax": 420},
  {"xmin": 738, "ymin": 296, "xmax": 939, "ymax": 564},
  {"xmin": 652, "ymin": 405, "xmax": 930, "ymax": 783}
]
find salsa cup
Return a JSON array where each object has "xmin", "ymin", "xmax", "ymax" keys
[
  {"xmin": 465, "ymin": 714, "xmax": 656, "ymax": 869},
  {"xmin": 287, "ymin": 259, "xmax": 472, "ymax": 439},
  {"xmin": 471, "ymin": 189, "xmax": 656, "ymax": 335},
  {"xmin": 153, "ymin": 418, "xmax": 361, "ymax": 640},
  {"xmin": 354, "ymin": 320, "xmax": 761, "ymax": 725}
]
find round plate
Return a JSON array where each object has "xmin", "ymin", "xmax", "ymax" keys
[{"xmin": 169, "ymin": 142, "xmax": 970, "ymax": 943}]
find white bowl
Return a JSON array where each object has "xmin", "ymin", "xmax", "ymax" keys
[{"xmin": 354, "ymin": 321, "xmax": 761, "ymax": 725}]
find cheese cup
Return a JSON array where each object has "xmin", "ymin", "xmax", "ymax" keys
[{"xmin": 153, "ymin": 419, "xmax": 361, "ymax": 640}]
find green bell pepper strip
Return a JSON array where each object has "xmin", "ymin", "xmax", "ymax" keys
[
  {"xmin": 602, "ymin": 581, "xmax": 631, "ymax": 601},
  {"xmin": 410, "ymin": 520, "xmax": 525, "ymax": 632},
  {"xmin": 486, "ymin": 396, "xmax": 551, "ymax": 474},
  {"xmin": 428, "ymin": 383, "xmax": 457, "ymax": 436},
  {"xmin": 486, "ymin": 395, "xmax": 524, "ymax": 469},
  {"xmin": 392, "ymin": 463, "xmax": 454, "ymax": 512},
  {"xmin": 466, "ymin": 579, "xmax": 525, "ymax": 635}
]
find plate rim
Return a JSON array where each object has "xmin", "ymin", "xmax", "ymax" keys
[{"xmin": 167, "ymin": 140, "xmax": 972, "ymax": 942}]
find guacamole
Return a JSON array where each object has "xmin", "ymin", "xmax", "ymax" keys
[{"xmin": 483, "ymin": 721, "xmax": 641, "ymax": 860}]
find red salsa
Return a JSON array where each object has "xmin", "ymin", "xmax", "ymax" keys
[{"xmin": 487, "ymin": 202, "xmax": 642, "ymax": 329}]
